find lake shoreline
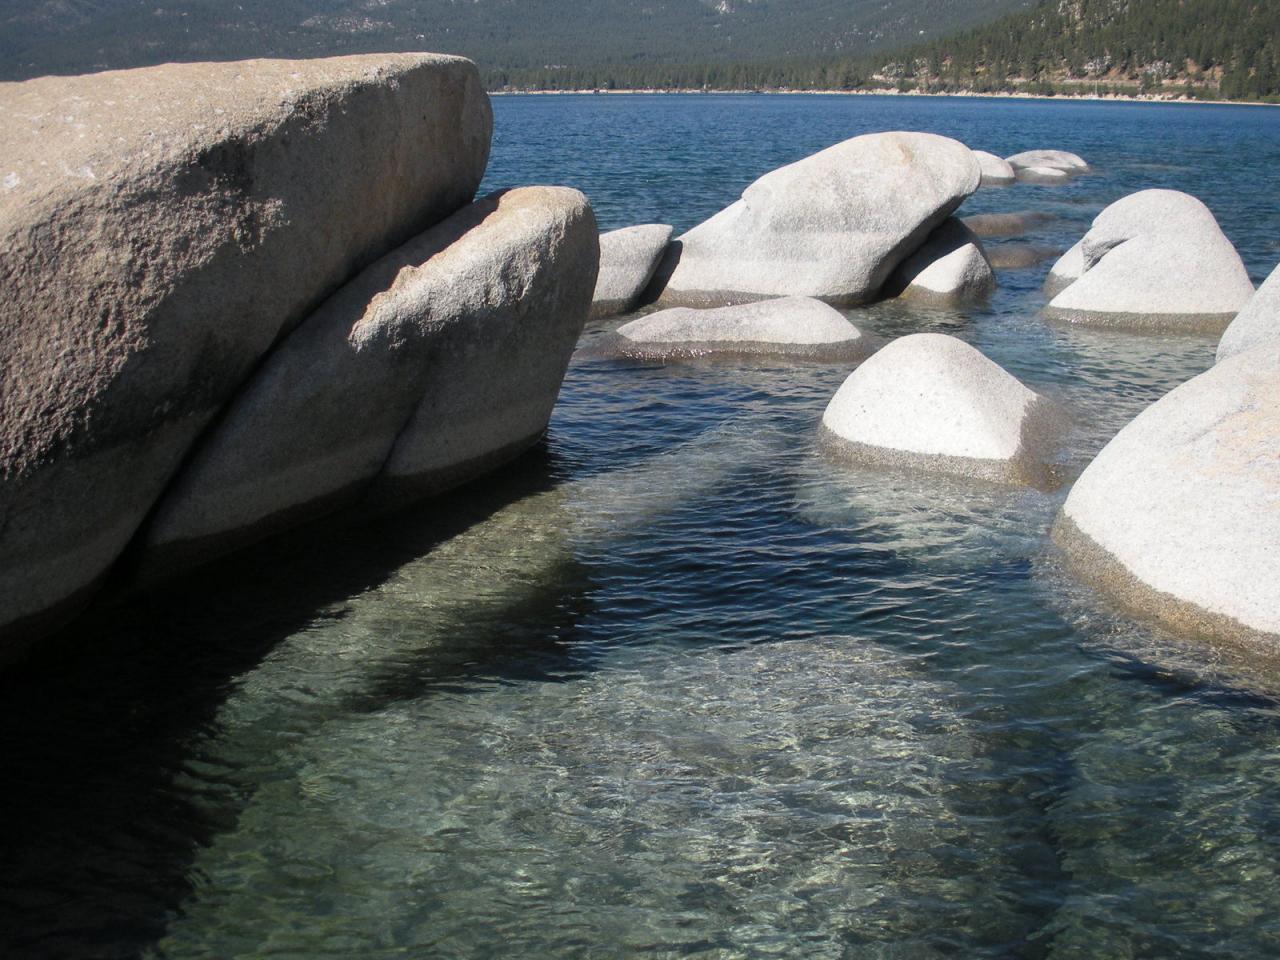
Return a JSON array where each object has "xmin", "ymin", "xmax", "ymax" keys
[{"xmin": 490, "ymin": 87, "xmax": 1280, "ymax": 107}]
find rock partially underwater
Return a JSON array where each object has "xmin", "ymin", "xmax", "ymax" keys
[
  {"xmin": 821, "ymin": 333, "xmax": 1068, "ymax": 487},
  {"xmin": 884, "ymin": 217, "xmax": 995, "ymax": 305},
  {"xmin": 1054, "ymin": 340, "xmax": 1280, "ymax": 646},
  {"xmin": 590, "ymin": 224, "xmax": 673, "ymax": 319},
  {"xmin": 0, "ymin": 54, "xmax": 493, "ymax": 654},
  {"xmin": 972, "ymin": 150, "xmax": 1016, "ymax": 186},
  {"xmin": 1044, "ymin": 190, "xmax": 1254, "ymax": 332},
  {"xmin": 655, "ymin": 131, "xmax": 980, "ymax": 307},
  {"xmin": 140, "ymin": 187, "xmax": 597, "ymax": 577},
  {"xmin": 598, "ymin": 297, "xmax": 874, "ymax": 362}
]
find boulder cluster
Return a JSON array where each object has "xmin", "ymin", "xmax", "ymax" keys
[
  {"xmin": 0, "ymin": 55, "xmax": 598, "ymax": 656},
  {"xmin": 3, "ymin": 52, "xmax": 1276, "ymax": 660}
]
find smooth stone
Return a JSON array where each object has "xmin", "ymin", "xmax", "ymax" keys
[
  {"xmin": 885, "ymin": 218, "xmax": 995, "ymax": 305},
  {"xmin": 0, "ymin": 54, "xmax": 492, "ymax": 656},
  {"xmin": 1054, "ymin": 340, "xmax": 1280, "ymax": 644},
  {"xmin": 590, "ymin": 224, "xmax": 673, "ymax": 319},
  {"xmin": 962, "ymin": 210, "xmax": 1057, "ymax": 238},
  {"xmin": 1044, "ymin": 240, "xmax": 1085, "ymax": 296},
  {"xmin": 987, "ymin": 243, "xmax": 1064, "ymax": 270},
  {"xmin": 606, "ymin": 296, "xmax": 874, "ymax": 362},
  {"xmin": 820, "ymin": 333, "xmax": 1067, "ymax": 486},
  {"xmin": 1016, "ymin": 166, "xmax": 1071, "ymax": 184},
  {"xmin": 139, "ymin": 187, "xmax": 596, "ymax": 576},
  {"xmin": 1217, "ymin": 261, "xmax": 1280, "ymax": 363},
  {"xmin": 1044, "ymin": 190, "xmax": 1254, "ymax": 332},
  {"xmin": 656, "ymin": 131, "xmax": 980, "ymax": 307},
  {"xmin": 973, "ymin": 150, "xmax": 1016, "ymax": 186},
  {"xmin": 1006, "ymin": 149, "xmax": 1089, "ymax": 172}
]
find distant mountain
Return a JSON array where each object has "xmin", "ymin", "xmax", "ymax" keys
[{"xmin": 0, "ymin": 0, "xmax": 1031, "ymax": 82}]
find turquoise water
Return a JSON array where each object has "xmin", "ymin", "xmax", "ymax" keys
[{"xmin": 3, "ymin": 95, "xmax": 1280, "ymax": 958}]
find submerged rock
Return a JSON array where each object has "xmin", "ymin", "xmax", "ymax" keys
[
  {"xmin": 885, "ymin": 218, "xmax": 995, "ymax": 305},
  {"xmin": 1054, "ymin": 340, "xmax": 1280, "ymax": 644},
  {"xmin": 1216, "ymin": 261, "xmax": 1280, "ymax": 363},
  {"xmin": 140, "ymin": 187, "xmax": 596, "ymax": 576},
  {"xmin": 604, "ymin": 297, "xmax": 874, "ymax": 362},
  {"xmin": 1006, "ymin": 149, "xmax": 1089, "ymax": 173},
  {"xmin": 987, "ymin": 243, "xmax": 1063, "ymax": 270},
  {"xmin": 1044, "ymin": 190, "xmax": 1254, "ymax": 332},
  {"xmin": 0, "ymin": 54, "xmax": 492, "ymax": 654},
  {"xmin": 962, "ymin": 210, "xmax": 1057, "ymax": 238},
  {"xmin": 973, "ymin": 150, "xmax": 1017, "ymax": 186},
  {"xmin": 820, "ymin": 333, "xmax": 1067, "ymax": 486},
  {"xmin": 656, "ymin": 131, "xmax": 980, "ymax": 307},
  {"xmin": 591, "ymin": 224, "xmax": 673, "ymax": 319}
]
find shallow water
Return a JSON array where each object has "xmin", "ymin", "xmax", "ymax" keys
[{"xmin": 3, "ymin": 95, "xmax": 1280, "ymax": 959}]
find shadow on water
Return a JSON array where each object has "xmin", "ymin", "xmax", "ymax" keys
[{"xmin": 0, "ymin": 445, "xmax": 596, "ymax": 959}]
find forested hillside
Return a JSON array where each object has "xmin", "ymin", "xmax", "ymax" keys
[
  {"xmin": 0, "ymin": 0, "xmax": 1027, "ymax": 82},
  {"xmin": 491, "ymin": 0, "xmax": 1279, "ymax": 102}
]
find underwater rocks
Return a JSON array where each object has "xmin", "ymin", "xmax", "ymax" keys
[
  {"xmin": 962, "ymin": 210, "xmax": 1057, "ymax": 238},
  {"xmin": 1044, "ymin": 189, "xmax": 1254, "ymax": 332},
  {"xmin": 820, "ymin": 333, "xmax": 1067, "ymax": 486},
  {"xmin": 1217, "ymin": 261, "xmax": 1280, "ymax": 363},
  {"xmin": 0, "ymin": 54, "xmax": 493, "ymax": 653},
  {"xmin": 602, "ymin": 297, "xmax": 873, "ymax": 362},
  {"xmin": 590, "ymin": 224, "xmax": 673, "ymax": 319},
  {"xmin": 885, "ymin": 217, "xmax": 995, "ymax": 305},
  {"xmin": 655, "ymin": 131, "xmax": 980, "ymax": 307},
  {"xmin": 1055, "ymin": 340, "xmax": 1280, "ymax": 644},
  {"xmin": 140, "ymin": 187, "xmax": 597, "ymax": 575}
]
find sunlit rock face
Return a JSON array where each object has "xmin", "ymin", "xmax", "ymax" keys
[
  {"xmin": 885, "ymin": 217, "xmax": 995, "ymax": 305},
  {"xmin": 656, "ymin": 131, "xmax": 980, "ymax": 307},
  {"xmin": 0, "ymin": 54, "xmax": 493, "ymax": 654},
  {"xmin": 1005, "ymin": 148, "xmax": 1089, "ymax": 173},
  {"xmin": 972, "ymin": 149, "xmax": 1016, "ymax": 186},
  {"xmin": 591, "ymin": 224, "xmax": 673, "ymax": 319},
  {"xmin": 1217, "ymin": 260, "xmax": 1280, "ymax": 362},
  {"xmin": 1055, "ymin": 340, "xmax": 1280, "ymax": 645},
  {"xmin": 821, "ymin": 333, "xmax": 1068, "ymax": 487},
  {"xmin": 1044, "ymin": 189, "xmax": 1254, "ymax": 332},
  {"xmin": 140, "ymin": 187, "xmax": 598, "ymax": 575}
]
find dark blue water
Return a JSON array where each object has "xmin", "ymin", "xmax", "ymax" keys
[{"xmin": 3, "ymin": 95, "xmax": 1280, "ymax": 959}]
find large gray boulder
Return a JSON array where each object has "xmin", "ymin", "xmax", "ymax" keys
[
  {"xmin": 656, "ymin": 131, "xmax": 980, "ymax": 307},
  {"xmin": 604, "ymin": 296, "xmax": 874, "ymax": 362},
  {"xmin": 972, "ymin": 150, "xmax": 1016, "ymax": 186},
  {"xmin": 1055, "ymin": 341, "xmax": 1280, "ymax": 643},
  {"xmin": 1217, "ymin": 261, "xmax": 1280, "ymax": 363},
  {"xmin": 885, "ymin": 218, "xmax": 995, "ymax": 305},
  {"xmin": 1044, "ymin": 190, "xmax": 1254, "ymax": 332},
  {"xmin": 0, "ymin": 54, "xmax": 492, "ymax": 653},
  {"xmin": 591, "ymin": 224, "xmax": 673, "ymax": 319},
  {"xmin": 820, "ymin": 333, "xmax": 1067, "ymax": 486},
  {"xmin": 139, "ymin": 188, "xmax": 596, "ymax": 575},
  {"xmin": 1005, "ymin": 149, "xmax": 1089, "ymax": 173}
]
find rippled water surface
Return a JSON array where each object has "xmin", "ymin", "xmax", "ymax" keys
[{"xmin": 4, "ymin": 95, "xmax": 1280, "ymax": 959}]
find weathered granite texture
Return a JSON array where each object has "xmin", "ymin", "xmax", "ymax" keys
[
  {"xmin": 1217, "ymin": 261, "xmax": 1280, "ymax": 363},
  {"xmin": 0, "ymin": 54, "xmax": 493, "ymax": 651},
  {"xmin": 885, "ymin": 218, "xmax": 995, "ymax": 305},
  {"xmin": 591, "ymin": 224, "xmax": 673, "ymax": 319}
]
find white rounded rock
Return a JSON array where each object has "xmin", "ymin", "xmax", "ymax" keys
[
  {"xmin": 886, "ymin": 218, "xmax": 995, "ymax": 304},
  {"xmin": 1044, "ymin": 190, "xmax": 1254, "ymax": 332},
  {"xmin": 609, "ymin": 296, "xmax": 874, "ymax": 362},
  {"xmin": 1044, "ymin": 240, "xmax": 1086, "ymax": 297},
  {"xmin": 820, "ymin": 333, "xmax": 1067, "ymax": 485},
  {"xmin": 590, "ymin": 224, "xmax": 673, "ymax": 319},
  {"xmin": 1056, "ymin": 340, "xmax": 1280, "ymax": 643},
  {"xmin": 1006, "ymin": 149, "xmax": 1089, "ymax": 173},
  {"xmin": 657, "ymin": 131, "xmax": 980, "ymax": 307},
  {"xmin": 1217, "ymin": 261, "xmax": 1280, "ymax": 363},
  {"xmin": 973, "ymin": 150, "xmax": 1016, "ymax": 186}
]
